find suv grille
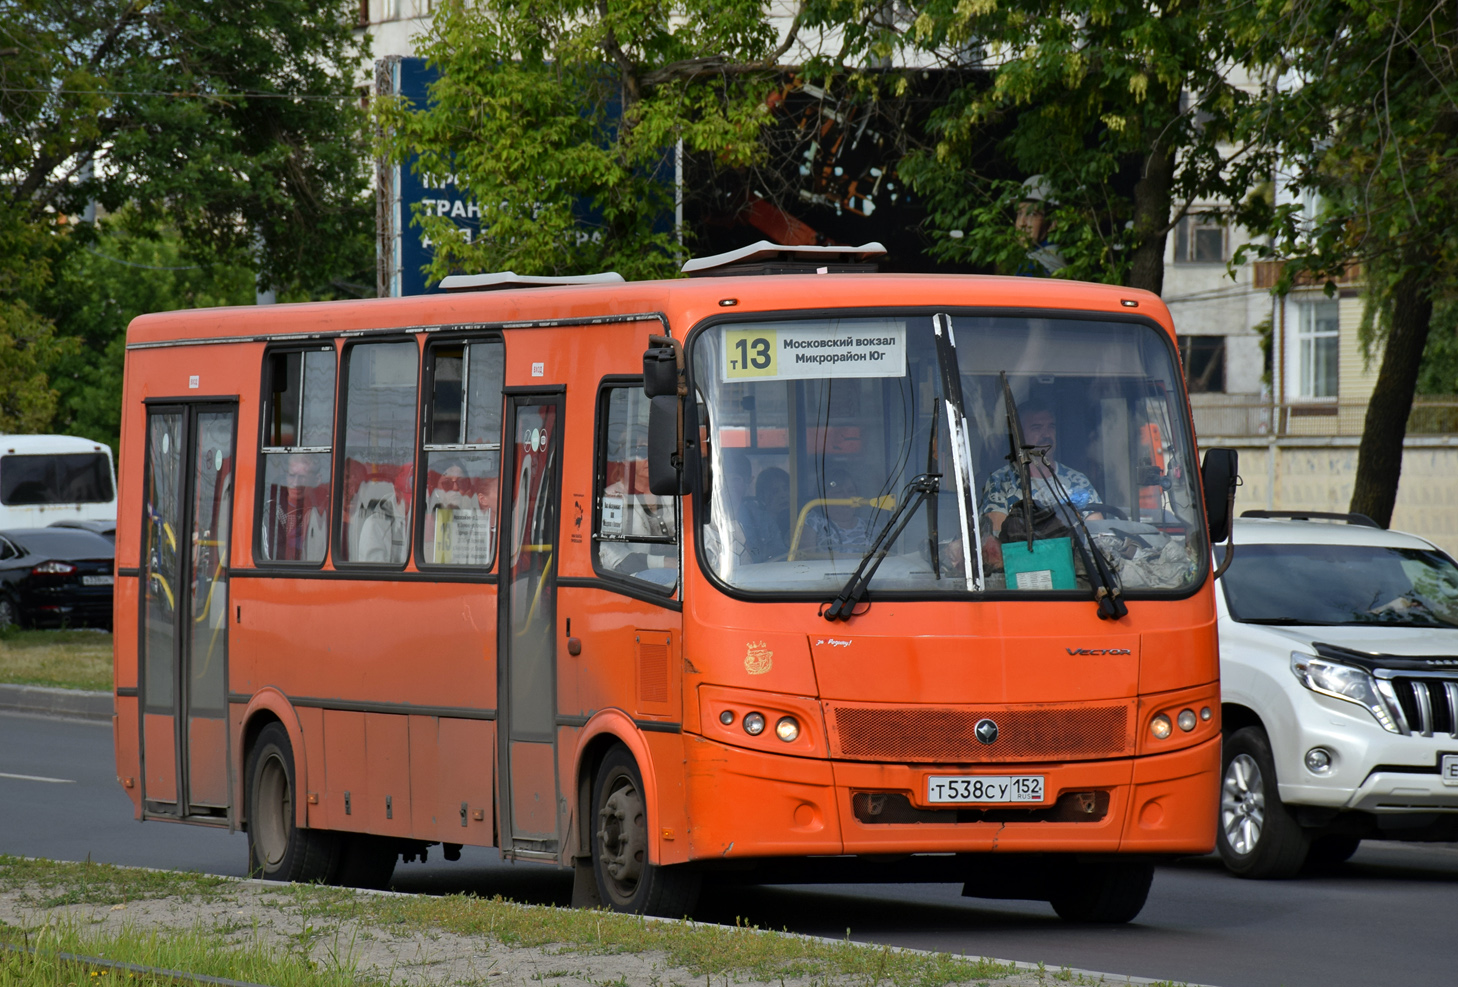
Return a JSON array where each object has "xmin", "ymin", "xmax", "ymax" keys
[
  {"xmin": 1388, "ymin": 677, "xmax": 1458, "ymax": 737},
  {"xmin": 828, "ymin": 703, "xmax": 1133, "ymax": 763}
]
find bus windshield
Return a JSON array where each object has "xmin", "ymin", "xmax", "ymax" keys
[{"xmin": 691, "ymin": 312, "xmax": 1206, "ymax": 598}]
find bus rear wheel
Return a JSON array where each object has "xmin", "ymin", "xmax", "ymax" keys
[
  {"xmin": 245, "ymin": 722, "xmax": 337, "ymax": 882},
  {"xmin": 591, "ymin": 746, "xmax": 700, "ymax": 917}
]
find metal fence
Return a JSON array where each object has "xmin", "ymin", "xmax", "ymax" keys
[{"xmin": 1190, "ymin": 397, "xmax": 1458, "ymax": 439}]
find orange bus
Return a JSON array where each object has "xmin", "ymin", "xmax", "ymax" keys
[{"xmin": 112, "ymin": 244, "xmax": 1237, "ymax": 922}]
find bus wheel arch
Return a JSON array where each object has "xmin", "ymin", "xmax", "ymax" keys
[
  {"xmin": 237, "ymin": 691, "xmax": 310, "ymax": 830},
  {"xmin": 571, "ymin": 713, "xmax": 660, "ymax": 860}
]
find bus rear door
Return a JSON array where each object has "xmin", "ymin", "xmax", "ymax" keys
[{"xmin": 139, "ymin": 404, "xmax": 237, "ymax": 823}]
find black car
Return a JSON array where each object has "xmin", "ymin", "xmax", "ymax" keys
[
  {"xmin": 0, "ymin": 527, "xmax": 115, "ymax": 630},
  {"xmin": 48, "ymin": 518, "xmax": 117, "ymax": 540}
]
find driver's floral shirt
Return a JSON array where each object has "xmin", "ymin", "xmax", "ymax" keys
[{"xmin": 979, "ymin": 462, "xmax": 1101, "ymax": 527}]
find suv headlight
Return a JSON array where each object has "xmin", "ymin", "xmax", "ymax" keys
[{"xmin": 1290, "ymin": 652, "xmax": 1404, "ymax": 734}]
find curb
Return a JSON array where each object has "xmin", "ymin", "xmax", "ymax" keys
[{"xmin": 0, "ymin": 684, "xmax": 112, "ymax": 721}]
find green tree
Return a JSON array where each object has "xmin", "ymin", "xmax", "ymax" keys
[
  {"xmin": 41, "ymin": 219, "xmax": 255, "ymax": 451},
  {"xmin": 374, "ymin": 0, "xmax": 799, "ymax": 282},
  {"xmin": 804, "ymin": 0, "xmax": 1277, "ymax": 294},
  {"xmin": 1, "ymin": 0, "xmax": 375, "ymax": 435},
  {"xmin": 1241, "ymin": 0, "xmax": 1458, "ymax": 528}
]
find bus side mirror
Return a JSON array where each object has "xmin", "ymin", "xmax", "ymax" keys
[
  {"xmin": 1201, "ymin": 447, "xmax": 1239, "ymax": 544},
  {"xmin": 647, "ymin": 394, "xmax": 685, "ymax": 496},
  {"xmin": 643, "ymin": 346, "xmax": 679, "ymax": 398}
]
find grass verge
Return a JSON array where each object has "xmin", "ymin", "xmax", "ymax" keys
[
  {"xmin": 0, "ymin": 858, "xmax": 1031, "ymax": 987},
  {"xmin": 0, "ymin": 918, "xmax": 369, "ymax": 987},
  {"xmin": 0, "ymin": 630, "xmax": 112, "ymax": 691}
]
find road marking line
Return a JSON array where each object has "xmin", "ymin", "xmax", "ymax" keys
[{"xmin": 0, "ymin": 771, "xmax": 75, "ymax": 784}]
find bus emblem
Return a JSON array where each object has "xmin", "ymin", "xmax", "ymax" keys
[
  {"xmin": 975, "ymin": 719, "xmax": 999, "ymax": 745},
  {"xmin": 745, "ymin": 641, "xmax": 773, "ymax": 675}
]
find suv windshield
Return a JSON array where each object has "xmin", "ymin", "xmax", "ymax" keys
[
  {"xmin": 690, "ymin": 312, "xmax": 1206, "ymax": 597},
  {"xmin": 1223, "ymin": 542, "xmax": 1458, "ymax": 627}
]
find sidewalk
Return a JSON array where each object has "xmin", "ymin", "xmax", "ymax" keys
[{"xmin": 0, "ymin": 684, "xmax": 111, "ymax": 721}]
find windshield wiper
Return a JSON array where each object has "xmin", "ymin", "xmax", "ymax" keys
[
  {"xmin": 1000, "ymin": 372, "xmax": 1127, "ymax": 621},
  {"xmin": 822, "ymin": 473, "xmax": 941, "ymax": 622}
]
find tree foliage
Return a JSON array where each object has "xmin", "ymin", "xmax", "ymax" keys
[
  {"xmin": 801, "ymin": 0, "xmax": 1276, "ymax": 294},
  {"xmin": 374, "ymin": 0, "xmax": 798, "ymax": 282},
  {"xmin": 1, "ymin": 0, "xmax": 375, "ymax": 441},
  {"xmin": 1238, "ymin": 0, "xmax": 1458, "ymax": 526},
  {"xmin": 40, "ymin": 219, "xmax": 254, "ymax": 451}
]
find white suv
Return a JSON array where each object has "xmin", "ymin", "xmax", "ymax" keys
[{"xmin": 1215, "ymin": 512, "xmax": 1458, "ymax": 878}]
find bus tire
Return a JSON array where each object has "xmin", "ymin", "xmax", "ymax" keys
[
  {"xmin": 591, "ymin": 745, "xmax": 700, "ymax": 917},
  {"xmin": 330, "ymin": 834, "xmax": 397, "ymax": 890},
  {"xmin": 245, "ymin": 722, "xmax": 337, "ymax": 883},
  {"xmin": 1217, "ymin": 726, "xmax": 1309, "ymax": 879},
  {"xmin": 1048, "ymin": 859, "xmax": 1154, "ymax": 924}
]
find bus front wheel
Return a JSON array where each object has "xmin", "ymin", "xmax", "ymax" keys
[
  {"xmin": 245, "ymin": 722, "xmax": 337, "ymax": 882},
  {"xmin": 591, "ymin": 746, "xmax": 700, "ymax": 917}
]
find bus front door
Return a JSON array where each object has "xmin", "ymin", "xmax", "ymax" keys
[
  {"xmin": 498, "ymin": 393, "xmax": 564, "ymax": 855},
  {"xmin": 139, "ymin": 404, "xmax": 237, "ymax": 824}
]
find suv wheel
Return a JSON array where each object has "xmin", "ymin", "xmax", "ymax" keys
[{"xmin": 1217, "ymin": 726, "xmax": 1310, "ymax": 879}]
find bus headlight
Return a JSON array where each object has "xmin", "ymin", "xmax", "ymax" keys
[
  {"xmin": 1150, "ymin": 714, "xmax": 1173, "ymax": 740},
  {"xmin": 775, "ymin": 716, "xmax": 800, "ymax": 743},
  {"xmin": 1290, "ymin": 652, "xmax": 1403, "ymax": 734},
  {"xmin": 742, "ymin": 712, "xmax": 766, "ymax": 736}
]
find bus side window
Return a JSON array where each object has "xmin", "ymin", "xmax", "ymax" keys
[
  {"xmin": 419, "ymin": 338, "xmax": 504, "ymax": 567},
  {"xmin": 593, "ymin": 384, "xmax": 678, "ymax": 592},
  {"xmin": 338, "ymin": 341, "xmax": 419, "ymax": 566},
  {"xmin": 257, "ymin": 347, "xmax": 335, "ymax": 564}
]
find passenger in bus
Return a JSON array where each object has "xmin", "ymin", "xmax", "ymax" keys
[
  {"xmin": 736, "ymin": 466, "xmax": 790, "ymax": 562},
  {"xmin": 978, "ymin": 398, "xmax": 1101, "ymax": 567},
  {"xmin": 267, "ymin": 453, "xmax": 328, "ymax": 561},
  {"xmin": 805, "ymin": 467, "xmax": 876, "ymax": 552}
]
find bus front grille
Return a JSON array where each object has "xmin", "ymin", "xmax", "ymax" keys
[{"xmin": 828, "ymin": 703, "xmax": 1134, "ymax": 762}]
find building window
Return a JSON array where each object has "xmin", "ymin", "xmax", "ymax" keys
[
  {"xmin": 1179, "ymin": 336, "xmax": 1226, "ymax": 393},
  {"xmin": 419, "ymin": 338, "xmax": 504, "ymax": 567},
  {"xmin": 258, "ymin": 347, "xmax": 335, "ymax": 563},
  {"xmin": 1174, "ymin": 214, "xmax": 1226, "ymax": 264},
  {"xmin": 594, "ymin": 385, "xmax": 678, "ymax": 592},
  {"xmin": 1294, "ymin": 297, "xmax": 1339, "ymax": 398},
  {"xmin": 339, "ymin": 340, "xmax": 418, "ymax": 565}
]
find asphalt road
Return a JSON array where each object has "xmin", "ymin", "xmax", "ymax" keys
[{"xmin": 3, "ymin": 710, "xmax": 1455, "ymax": 987}]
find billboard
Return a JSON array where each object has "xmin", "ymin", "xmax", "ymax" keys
[{"xmin": 376, "ymin": 56, "xmax": 480, "ymax": 297}]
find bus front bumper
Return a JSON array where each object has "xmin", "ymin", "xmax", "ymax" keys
[{"xmin": 680, "ymin": 733, "xmax": 1218, "ymax": 860}]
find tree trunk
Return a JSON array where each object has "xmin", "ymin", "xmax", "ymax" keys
[
  {"xmin": 1349, "ymin": 264, "xmax": 1434, "ymax": 528},
  {"xmin": 1126, "ymin": 139, "xmax": 1175, "ymax": 296}
]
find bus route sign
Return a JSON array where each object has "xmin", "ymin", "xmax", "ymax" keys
[{"xmin": 722, "ymin": 323, "xmax": 907, "ymax": 381}]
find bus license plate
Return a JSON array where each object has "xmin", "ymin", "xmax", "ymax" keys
[
  {"xmin": 927, "ymin": 775, "xmax": 1044, "ymax": 804},
  {"xmin": 1442, "ymin": 754, "xmax": 1458, "ymax": 787},
  {"xmin": 82, "ymin": 575, "xmax": 114, "ymax": 586}
]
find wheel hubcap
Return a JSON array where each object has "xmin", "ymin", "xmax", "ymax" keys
[
  {"xmin": 256, "ymin": 753, "xmax": 291, "ymax": 868},
  {"xmin": 596, "ymin": 776, "xmax": 646, "ymax": 898},
  {"xmin": 0, "ymin": 599, "xmax": 14, "ymax": 628},
  {"xmin": 1221, "ymin": 752, "xmax": 1266, "ymax": 855}
]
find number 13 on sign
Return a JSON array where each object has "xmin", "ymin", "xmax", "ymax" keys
[{"xmin": 725, "ymin": 329, "xmax": 778, "ymax": 379}]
